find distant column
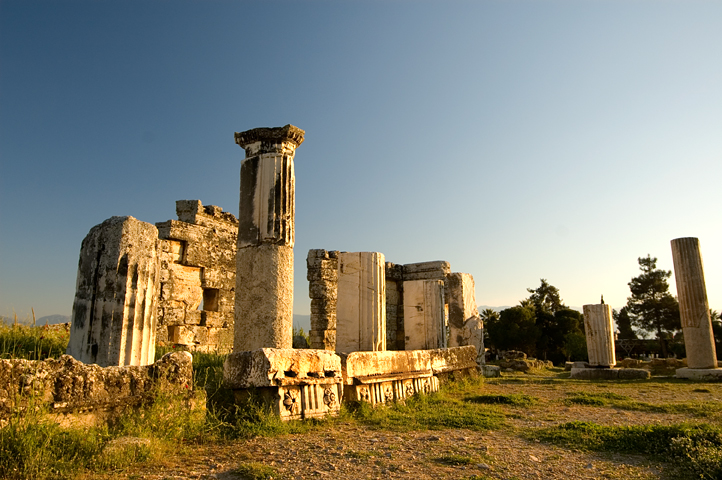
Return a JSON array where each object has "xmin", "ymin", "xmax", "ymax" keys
[
  {"xmin": 582, "ymin": 304, "xmax": 616, "ymax": 367},
  {"xmin": 671, "ymin": 237, "xmax": 717, "ymax": 369},
  {"xmin": 233, "ymin": 125, "xmax": 304, "ymax": 351},
  {"xmin": 403, "ymin": 279, "xmax": 446, "ymax": 350},
  {"xmin": 67, "ymin": 216, "xmax": 160, "ymax": 367},
  {"xmin": 336, "ymin": 252, "xmax": 386, "ymax": 352}
]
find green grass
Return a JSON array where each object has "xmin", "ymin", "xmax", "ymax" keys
[
  {"xmin": 563, "ymin": 391, "xmax": 722, "ymax": 417},
  {"xmin": 349, "ymin": 387, "xmax": 506, "ymax": 431},
  {"xmin": 528, "ymin": 421, "xmax": 722, "ymax": 479},
  {"xmin": 232, "ymin": 462, "xmax": 279, "ymax": 480},
  {"xmin": 0, "ymin": 323, "xmax": 69, "ymax": 360}
]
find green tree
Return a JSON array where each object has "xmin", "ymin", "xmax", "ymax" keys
[
  {"xmin": 527, "ymin": 279, "xmax": 566, "ymax": 314},
  {"xmin": 613, "ymin": 306, "xmax": 637, "ymax": 340},
  {"xmin": 711, "ymin": 310, "xmax": 722, "ymax": 361},
  {"xmin": 486, "ymin": 304, "xmax": 539, "ymax": 355},
  {"xmin": 625, "ymin": 255, "xmax": 680, "ymax": 357}
]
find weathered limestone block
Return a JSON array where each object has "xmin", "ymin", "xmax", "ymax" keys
[
  {"xmin": 403, "ymin": 279, "xmax": 446, "ymax": 350},
  {"xmin": 234, "ymin": 126, "xmax": 304, "ymax": 352},
  {"xmin": 156, "ymin": 200, "xmax": 237, "ymax": 353},
  {"xmin": 447, "ymin": 273, "xmax": 479, "ymax": 347},
  {"xmin": 461, "ymin": 316, "xmax": 484, "ymax": 365},
  {"xmin": 582, "ymin": 304, "xmax": 616, "ymax": 368},
  {"xmin": 428, "ymin": 345, "xmax": 480, "ymax": 380},
  {"xmin": 402, "ymin": 261, "xmax": 451, "ymax": 281},
  {"xmin": 385, "ymin": 262, "xmax": 405, "ymax": 351},
  {"xmin": 0, "ymin": 352, "xmax": 198, "ymax": 427},
  {"xmin": 339, "ymin": 350, "xmax": 437, "ymax": 405},
  {"xmin": 234, "ymin": 244, "xmax": 294, "ymax": 351},
  {"xmin": 307, "ymin": 249, "xmax": 339, "ymax": 350},
  {"xmin": 671, "ymin": 237, "xmax": 718, "ymax": 369},
  {"xmin": 336, "ymin": 252, "xmax": 386, "ymax": 352},
  {"xmin": 68, "ymin": 216, "xmax": 160, "ymax": 367},
  {"xmin": 223, "ymin": 348, "xmax": 342, "ymax": 420}
]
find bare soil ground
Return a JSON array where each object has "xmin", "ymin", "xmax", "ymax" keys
[{"xmin": 82, "ymin": 373, "xmax": 722, "ymax": 480}]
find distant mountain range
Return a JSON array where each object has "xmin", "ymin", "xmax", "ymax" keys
[{"xmin": 0, "ymin": 314, "xmax": 70, "ymax": 326}]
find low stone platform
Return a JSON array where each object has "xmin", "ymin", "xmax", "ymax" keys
[
  {"xmin": 676, "ymin": 367, "xmax": 722, "ymax": 380},
  {"xmin": 570, "ymin": 367, "xmax": 650, "ymax": 380}
]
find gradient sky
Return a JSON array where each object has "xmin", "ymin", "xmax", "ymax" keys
[{"xmin": 1, "ymin": 1, "xmax": 721, "ymax": 322}]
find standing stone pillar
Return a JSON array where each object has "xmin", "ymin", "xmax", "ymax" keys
[
  {"xmin": 447, "ymin": 273, "xmax": 479, "ymax": 347},
  {"xmin": 403, "ymin": 279, "xmax": 446, "ymax": 350},
  {"xmin": 671, "ymin": 237, "xmax": 717, "ymax": 369},
  {"xmin": 582, "ymin": 304, "xmax": 616, "ymax": 367},
  {"xmin": 336, "ymin": 252, "xmax": 386, "ymax": 352},
  {"xmin": 67, "ymin": 216, "xmax": 160, "ymax": 367},
  {"xmin": 234, "ymin": 125, "xmax": 304, "ymax": 351}
]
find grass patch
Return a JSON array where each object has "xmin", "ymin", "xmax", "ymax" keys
[
  {"xmin": 0, "ymin": 323, "xmax": 69, "ymax": 360},
  {"xmin": 562, "ymin": 391, "xmax": 722, "ymax": 417},
  {"xmin": 466, "ymin": 393, "xmax": 537, "ymax": 406},
  {"xmin": 232, "ymin": 462, "xmax": 278, "ymax": 480},
  {"xmin": 350, "ymin": 390, "xmax": 506, "ymax": 431},
  {"xmin": 434, "ymin": 453, "xmax": 478, "ymax": 466},
  {"xmin": 528, "ymin": 421, "xmax": 722, "ymax": 479}
]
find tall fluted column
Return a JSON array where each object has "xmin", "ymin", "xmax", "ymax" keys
[
  {"xmin": 671, "ymin": 237, "xmax": 717, "ymax": 369},
  {"xmin": 233, "ymin": 125, "xmax": 304, "ymax": 351}
]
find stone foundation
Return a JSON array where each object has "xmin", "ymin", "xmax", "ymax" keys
[{"xmin": 0, "ymin": 352, "xmax": 200, "ymax": 428}]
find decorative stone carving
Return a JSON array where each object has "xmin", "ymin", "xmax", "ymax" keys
[
  {"xmin": 223, "ymin": 348, "xmax": 342, "ymax": 421},
  {"xmin": 671, "ymin": 237, "xmax": 718, "ymax": 369},
  {"xmin": 403, "ymin": 280, "xmax": 446, "ymax": 350},
  {"xmin": 67, "ymin": 216, "xmax": 160, "ymax": 367},
  {"xmin": 234, "ymin": 125, "xmax": 304, "ymax": 351},
  {"xmin": 336, "ymin": 252, "xmax": 386, "ymax": 352},
  {"xmin": 582, "ymin": 304, "xmax": 616, "ymax": 368}
]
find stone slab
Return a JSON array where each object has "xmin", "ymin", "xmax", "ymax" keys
[
  {"xmin": 403, "ymin": 279, "xmax": 446, "ymax": 350},
  {"xmin": 336, "ymin": 252, "xmax": 386, "ymax": 352},
  {"xmin": 482, "ymin": 365, "xmax": 501, "ymax": 377},
  {"xmin": 339, "ymin": 350, "xmax": 432, "ymax": 385},
  {"xmin": 570, "ymin": 367, "xmax": 650, "ymax": 380},
  {"xmin": 675, "ymin": 367, "xmax": 722, "ymax": 380},
  {"xmin": 223, "ymin": 348, "xmax": 342, "ymax": 389}
]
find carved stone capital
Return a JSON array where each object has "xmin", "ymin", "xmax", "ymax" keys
[{"xmin": 234, "ymin": 124, "xmax": 305, "ymax": 155}]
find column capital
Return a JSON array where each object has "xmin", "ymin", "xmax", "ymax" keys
[{"xmin": 234, "ymin": 124, "xmax": 305, "ymax": 156}]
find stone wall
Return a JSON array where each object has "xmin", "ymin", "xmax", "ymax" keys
[
  {"xmin": 305, "ymin": 252, "xmax": 482, "ymax": 355},
  {"xmin": 0, "ymin": 352, "xmax": 200, "ymax": 428},
  {"xmin": 156, "ymin": 200, "xmax": 237, "ymax": 352}
]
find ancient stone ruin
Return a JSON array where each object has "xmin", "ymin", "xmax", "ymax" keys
[
  {"xmin": 68, "ymin": 200, "xmax": 238, "ymax": 366},
  {"xmin": 63, "ymin": 124, "xmax": 484, "ymax": 423}
]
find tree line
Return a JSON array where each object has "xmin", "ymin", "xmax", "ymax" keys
[{"xmin": 484, "ymin": 255, "xmax": 722, "ymax": 365}]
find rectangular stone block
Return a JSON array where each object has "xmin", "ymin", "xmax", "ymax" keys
[
  {"xmin": 336, "ymin": 252, "xmax": 386, "ymax": 353},
  {"xmin": 403, "ymin": 279, "xmax": 446, "ymax": 350}
]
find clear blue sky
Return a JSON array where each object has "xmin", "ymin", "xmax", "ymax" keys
[{"xmin": 2, "ymin": 1, "xmax": 721, "ymax": 321}]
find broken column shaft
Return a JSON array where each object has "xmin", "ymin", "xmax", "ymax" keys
[
  {"xmin": 671, "ymin": 237, "xmax": 718, "ymax": 369},
  {"xmin": 233, "ymin": 125, "xmax": 304, "ymax": 351},
  {"xmin": 582, "ymin": 303, "xmax": 616, "ymax": 367}
]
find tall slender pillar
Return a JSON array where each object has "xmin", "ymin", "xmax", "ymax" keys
[
  {"xmin": 671, "ymin": 237, "xmax": 717, "ymax": 369},
  {"xmin": 582, "ymin": 304, "xmax": 616, "ymax": 367},
  {"xmin": 403, "ymin": 279, "xmax": 446, "ymax": 350},
  {"xmin": 233, "ymin": 125, "xmax": 304, "ymax": 351},
  {"xmin": 336, "ymin": 252, "xmax": 386, "ymax": 352}
]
